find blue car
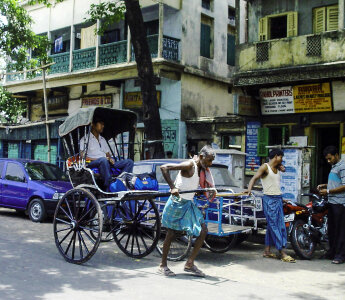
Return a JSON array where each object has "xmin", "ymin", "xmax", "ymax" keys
[
  {"xmin": 0, "ymin": 159, "xmax": 72, "ymax": 222},
  {"xmin": 133, "ymin": 159, "xmax": 265, "ymax": 227}
]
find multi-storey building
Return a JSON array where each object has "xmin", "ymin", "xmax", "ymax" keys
[
  {"xmin": 235, "ymin": 0, "xmax": 345, "ymax": 186},
  {"xmin": 2, "ymin": 0, "xmax": 246, "ymax": 163}
]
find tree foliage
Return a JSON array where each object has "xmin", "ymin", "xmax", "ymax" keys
[{"xmin": 0, "ymin": 87, "xmax": 25, "ymax": 123}]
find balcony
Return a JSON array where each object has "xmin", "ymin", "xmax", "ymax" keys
[
  {"xmin": 237, "ymin": 30, "xmax": 345, "ymax": 72},
  {"xmin": 6, "ymin": 35, "xmax": 180, "ymax": 82}
]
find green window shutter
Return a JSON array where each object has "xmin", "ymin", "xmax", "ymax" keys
[
  {"xmin": 287, "ymin": 12, "xmax": 298, "ymax": 37},
  {"xmin": 313, "ymin": 7, "xmax": 326, "ymax": 33},
  {"xmin": 34, "ymin": 144, "xmax": 57, "ymax": 164},
  {"xmin": 227, "ymin": 34, "xmax": 235, "ymax": 65},
  {"xmin": 258, "ymin": 17, "xmax": 268, "ymax": 41},
  {"xmin": 257, "ymin": 128, "xmax": 269, "ymax": 157},
  {"xmin": 200, "ymin": 23, "xmax": 211, "ymax": 58},
  {"xmin": 327, "ymin": 5, "xmax": 338, "ymax": 31},
  {"xmin": 8, "ymin": 143, "xmax": 19, "ymax": 159}
]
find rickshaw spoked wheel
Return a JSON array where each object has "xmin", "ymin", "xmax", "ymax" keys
[
  {"xmin": 111, "ymin": 198, "xmax": 161, "ymax": 258},
  {"xmin": 53, "ymin": 188, "xmax": 103, "ymax": 264},
  {"xmin": 204, "ymin": 234, "xmax": 238, "ymax": 253},
  {"xmin": 90, "ymin": 202, "xmax": 115, "ymax": 243}
]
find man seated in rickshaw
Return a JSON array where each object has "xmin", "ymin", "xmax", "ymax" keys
[{"xmin": 80, "ymin": 116, "xmax": 134, "ymax": 190}]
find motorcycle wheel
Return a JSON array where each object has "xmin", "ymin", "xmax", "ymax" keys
[{"xmin": 290, "ymin": 219, "xmax": 316, "ymax": 260}]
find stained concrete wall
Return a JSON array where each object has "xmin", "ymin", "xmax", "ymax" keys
[
  {"xmin": 247, "ymin": 0, "xmax": 339, "ymax": 43},
  {"xmin": 181, "ymin": 73, "xmax": 233, "ymax": 121}
]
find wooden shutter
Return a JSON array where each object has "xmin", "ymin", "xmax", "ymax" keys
[
  {"xmin": 259, "ymin": 17, "xmax": 268, "ymax": 41},
  {"xmin": 327, "ymin": 5, "xmax": 338, "ymax": 31},
  {"xmin": 227, "ymin": 34, "xmax": 235, "ymax": 65},
  {"xmin": 200, "ymin": 23, "xmax": 211, "ymax": 58},
  {"xmin": 257, "ymin": 128, "xmax": 269, "ymax": 157},
  {"xmin": 313, "ymin": 7, "xmax": 326, "ymax": 33},
  {"xmin": 287, "ymin": 12, "xmax": 298, "ymax": 37}
]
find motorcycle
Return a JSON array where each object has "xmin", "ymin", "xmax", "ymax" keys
[{"xmin": 283, "ymin": 193, "xmax": 328, "ymax": 259}]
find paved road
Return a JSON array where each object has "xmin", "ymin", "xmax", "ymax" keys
[{"xmin": 0, "ymin": 208, "xmax": 344, "ymax": 300}]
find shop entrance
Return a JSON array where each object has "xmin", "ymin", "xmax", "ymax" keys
[{"xmin": 315, "ymin": 126, "xmax": 340, "ymax": 185}]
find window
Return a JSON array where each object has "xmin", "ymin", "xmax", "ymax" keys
[
  {"xmin": 5, "ymin": 163, "xmax": 26, "ymax": 182},
  {"xmin": 155, "ymin": 166, "xmax": 178, "ymax": 184},
  {"xmin": 257, "ymin": 127, "xmax": 289, "ymax": 157},
  {"xmin": 313, "ymin": 5, "xmax": 338, "ymax": 34},
  {"xmin": 145, "ymin": 20, "xmax": 159, "ymax": 36},
  {"xmin": 227, "ymin": 26, "xmax": 236, "ymax": 65},
  {"xmin": 202, "ymin": 0, "xmax": 211, "ymax": 10},
  {"xmin": 221, "ymin": 135, "xmax": 242, "ymax": 149},
  {"xmin": 200, "ymin": 16, "xmax": 214, "ymax": 58},
  {"xmin": 0, "ymin": 162, "xmax": 4, "ymax": 179},
  {"xmin": 8, "ymin": 143, "xmax": 19, "ymax": 159},
  {"xmin": 259, "ymin": 12, "xmax": 298, "ymax": 41},
  {"xmin": 228, "ymin": 6, "xmax": 236, "ymax": 26},
  {"xmin": 101, "ymin": 29, "xmax": 120, "ymax": 44}
]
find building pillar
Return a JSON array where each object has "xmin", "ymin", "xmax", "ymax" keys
[
  {"xmin": 69, "ymin": 25, "xmax": 75, "ymax": 72},
  {"xmin": 158, "ymin": 2, "xmax": 164, "ymax": 58},
  {"xmin": 127, "ymin": 26, "xmax": 131, "ymax": 62},
  {"xmin": 339, "ymin": 0, "xmax": 345, "ymax": 30},
  {"xmin": 95, "ymin": 19, "xmax": 101, "ymax": 68},
  {"xmin": 235, "ymin": 0, "xmax": 240, "ymax": 45}
]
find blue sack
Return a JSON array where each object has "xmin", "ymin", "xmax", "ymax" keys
[{"xmin": 109, "ymin": 179, "xmax": 127, "ymax": 192}]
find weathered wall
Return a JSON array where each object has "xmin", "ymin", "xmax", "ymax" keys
[
  {"xmin": 247, "ymin": 0, "xmax": 339, "ymax": 43},
  {"xmin": 181, "ymin": 73, "xmax": 233, "ymax": 121},
  {"xmin": 238, "ymin": 30, "xmax": 345, "ymax": 71}
]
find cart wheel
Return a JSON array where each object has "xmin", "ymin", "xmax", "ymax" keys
[
  {"xmin": 90, "ymin": 202, "xmax": 114, "ymax": 243},
  {"xmin": 204, "ymin": 234, "xmax": 238, "ymax": 253},
  {"xmin": 111, "ymin": 198, "xmax": 161, "ymax": 258},
  {"xmin": 156, "ymin": 229, "xmax": 192, "ymax": 261},
  {"xmin": 53, "ymin": 188, "xmax": 103, "ymax": 264}
]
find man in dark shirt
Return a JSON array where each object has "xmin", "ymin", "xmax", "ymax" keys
[{"xmin": 318, "ymin": 146, "xmax": 345, "ymax": 264}]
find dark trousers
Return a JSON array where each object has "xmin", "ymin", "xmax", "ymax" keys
[
  {"xmin": 328, "ymin": 203, "xmax": 345, "ymax": 260},
  {"xmin": 88, "ymin": 157, "xmax": 134, "ymax": 189}
]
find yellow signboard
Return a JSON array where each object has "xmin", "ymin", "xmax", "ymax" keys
[
  {"xmin": 124, "ymin": 91, "xmax": 161, "ymax": 109},
  {"xmin": 342, "ymin": 137, "xmax": 345, "ymax": 155},
  {"xmin": 293, "ymin": 83, "xmax": 332, "ymax": 113}
]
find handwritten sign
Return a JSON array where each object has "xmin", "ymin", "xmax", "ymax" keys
[{"xmin": 260, "ymin": 86, "xmax": 294, "ymax": 115}]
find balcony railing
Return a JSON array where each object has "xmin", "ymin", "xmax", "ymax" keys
[
  {"xmin": 237, "ymin": 30, "xmax": 345, "ymax": 72},
  {"xmin": 5, "ymin": 35, "xmax": 180, "ymax": 82}
]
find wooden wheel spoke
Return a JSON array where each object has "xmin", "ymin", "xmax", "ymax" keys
[
  {"xmin": 78, "ymin": 205, "xmax": 96, "ymax": 223},
  {"xmin": 78, "ymin": 231, "xmax": 84, "ymax": 259},
  {"xmin": 64, "ymin": 198, "xmax": 74, "ymax": 220},
  {"xmin": 131, "ymin": 230, "xmax": 135, "ymax": 255},
  {"xmin": 71, "ymin": 231, "xmax": 77, "ymax": 260},
  {"xmin": 137, "ymin": 206, "xmax": 154, "ymax": 222},
  {"xmin": 65, "ymin": 231, "xmax": 76, "ymax": 255},
  {"xmin": 138, "ymin": 227, "xmax": 154, "ymax": 241},
  {"xmin": 137, "ymin": 229, "xmax": 149, "ymax": 251},
  {"xmin": 135, "ymin": 233, "xmax": 141, "ymax": 254},
  {"xmin": 59, "ymin": 205, "xmax": 73, "ymax": 221},
  {"xmin": 124, "ymin": 230, "xmax": 132, "ymax": 250},
  {"xmin": 56, "ymin": 217, "xmax": 71, "ymax": 226},
  {"xmin": 115, "ymin": 228, "xmax": 129, "ymax": 243},
  {"xmin": 56, "ymin": 226, "xmax": 72, "ymax": 233},
  {"xmin": 58, "ymin": 229, "xmax": 73, "ymax": 245},
  {"xmin": 81, "ymin": 228, "xmax": 96, "ymax": 245},
  {"xmin": 78, "ymin": 231, "xmax": 89, "ymax": 255},
  {"xmin": 133, "ymin": 200, "xmax": 147, "ymax": 219},
  {"xmin": 79, "ymin": 225, "xmax": 100, "ymax": 233}
]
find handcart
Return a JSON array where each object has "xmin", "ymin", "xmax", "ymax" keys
[{"xmin": 155, "ymin": 191, "xmax": 265, "ymax": 260}]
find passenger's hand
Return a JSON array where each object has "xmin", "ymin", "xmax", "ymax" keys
[
  {"xmin": 170, "ymin": 187, "xmax": 179, "ymax": 197},
  {"xmin": 243, "ymin": 190, "xmax": 252, "ymax": 195},
  {"xmin": 108, "ymin": 157, "xmax": 115, "ymax": 165},
  {"xmin": 278, "ymin": 164, "xmax": 286, "ymax": 172},
  {"xmin": 319, "ymin": 189, "xmax": 328, "ymax": 196},
  {"xmin": 317, "ymin": 184, "xmax": 326, "ymax": 191}
]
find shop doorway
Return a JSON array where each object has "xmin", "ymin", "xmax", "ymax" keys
[{"xmin": 315, "ymin": 126, "xmax": 340, "ymax": 185}]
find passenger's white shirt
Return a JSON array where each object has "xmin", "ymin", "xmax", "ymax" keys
[{"xmin": 80, "ymin": 133, "xmax": 110, "ymax": 159}]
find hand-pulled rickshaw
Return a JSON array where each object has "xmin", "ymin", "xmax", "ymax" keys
[{"xmin": 53, "ymin": 107, "xmax": 263, "ymax": 264}]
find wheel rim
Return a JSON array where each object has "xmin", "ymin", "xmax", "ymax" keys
[
  {"xmin": 204, "ymin": 235, "xmax": 236, "ymax": 253},
  {"xmin": 112, "ymin": 199, "xmax": 161, "ymax": 258},
  {"xmin": 31, "ymin": 202, "xmax": 42, "ymax": 220},
  {"xmin": 53, "ymin": 189, "xmax": 102, "ymax": 264},
  {"xmin": 157, "ymin": 230, "xmax": 192, "ymax": 261},
  {"xmin": 295, "ymin": 224, "xmax": 314, "ymax": 254}
]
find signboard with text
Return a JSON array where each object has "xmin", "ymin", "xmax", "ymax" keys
[
  {"xmin": 260, "ymin": 83, "xmax": 332, "ymax": 115},
  {"xmin": 124, "ymin": 91, "xmax": 161, "ymax": 109},
  {"xmin": 293, "ymin": 83, "xmax": 332, "ymax": 113},
  {"xmin": 81, "ymin": 95, "xmax": 112, "ymax": 107},
  {"xmin": 245, "ymin": 121, "xmax": 261, "ymax": 175}
]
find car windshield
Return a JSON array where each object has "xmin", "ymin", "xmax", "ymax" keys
[
  {"xmin": 210, "ymin": 166, "xmax": 239, "ymax": 187},
  {"xmin": 25, "ymin": 163, "xmax": 68, "ymax": 181}
]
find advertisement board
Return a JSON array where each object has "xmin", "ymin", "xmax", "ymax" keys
[
  {"xmin": 259, "ymin": 86, "xmax": 294, "ymax": 115},
  {"xmin": 245, "ymin": 121, "xmax": 261, "ymax": 175}
]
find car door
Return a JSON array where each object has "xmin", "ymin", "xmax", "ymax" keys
[
  {"xmin": 0, "ymin": 161, "xmax": 5, "ymax": 204},
  {"xmin": 2, "ymin": 162, "xmax": 28, "ymax": 209}
]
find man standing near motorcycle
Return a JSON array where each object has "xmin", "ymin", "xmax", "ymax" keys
[
  {"xmin": 318, "ymin": 146, "xmax": 345, "ymax": 264},
  {"xmin": 246, "ymin": 148, "xmax": 296, "ymax": 263}
]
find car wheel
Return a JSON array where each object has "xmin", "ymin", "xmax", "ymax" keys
[{"xmin": 29, "ymin": 198, "xmax": 47, "ymax": 223}]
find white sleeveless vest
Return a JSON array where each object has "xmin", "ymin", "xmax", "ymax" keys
[
  {"xmin": 260, "ymin": 163, "xmax": 282, "ymax": 195},
  {"xmin": 175, "ymin": 160, "xmax": 200, "ymax": 200}
]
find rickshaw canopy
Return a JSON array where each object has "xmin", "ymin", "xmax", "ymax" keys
[{"xmin": 58, "ymin": 107, "xmax": 137, "ymax": 140}]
